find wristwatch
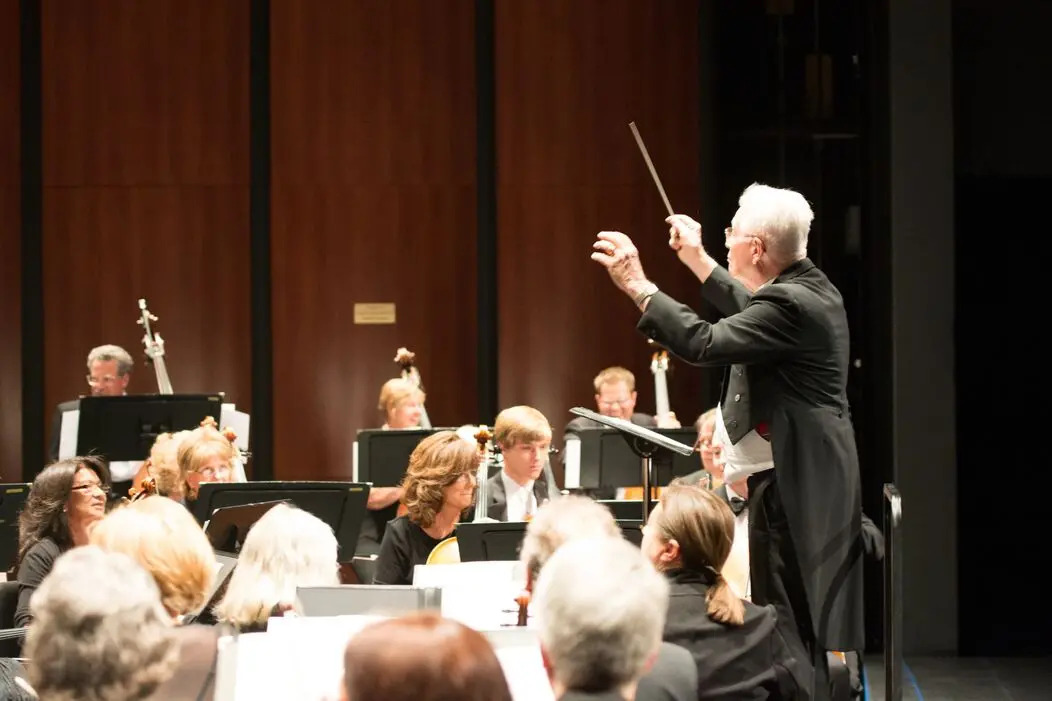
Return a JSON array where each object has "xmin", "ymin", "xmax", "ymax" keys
[{"xmin": 633, "ymin": 282, "xmax": 659, "ymax": 308}]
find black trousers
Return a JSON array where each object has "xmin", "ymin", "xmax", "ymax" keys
[{"xmin": 749, "ymin": 471, "xmax": 831, "ymax": 701}]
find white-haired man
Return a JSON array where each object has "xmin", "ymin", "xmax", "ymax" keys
[
  {"xmin": 522, "ymin": 497, "xmax": 696, "ymax": 701},
  {"xmin": 534, "ymin": 537, "xmax": 676, "ymax": 701},
  {"xmin": 591, "ymin": 182, "xmax": 864, "ymax": 701}
]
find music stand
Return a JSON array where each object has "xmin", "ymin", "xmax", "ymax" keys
[
  {"xmin": 569, "ymin": 408, "xmax": 693, "ymax": 522},
  {"xmin": 191, "ymin": 482, "xmax": 371, "ymax": 563},
  {"xmin": 575, "ymin": 427, "xmax": 699, "ymax": 491},
  {"xmin": 355, "ymin": 428, "xmax": 443, "ymax": 543},
  {"xmin": 457, "ymin": 518, "xmax": 645, "ymax": 562},
  {"xmin": 203, "ymin": 500, "xmax": 289, "ymax": 553},
  {"xmin": 76, "ymin": 394, "xmax": 224, "ymax": 461},
  {"xmin": 0, "ymin": 483, "xmax": 31, "ymax": 572}
]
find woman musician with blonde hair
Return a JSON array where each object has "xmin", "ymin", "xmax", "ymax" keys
[{"xmin": 372, "ymin": 431, "xmax": 479, "ymax": 585}]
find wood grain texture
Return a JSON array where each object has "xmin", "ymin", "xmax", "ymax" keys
[
  {"xmin": 495, "ymin": 0, "xmax": 708, "ymax": 473},
  {"xmin": 41, "ymin": 0, "xmax": 251, "ymax": 466},
  {"xmin": 0, "ymin": 0, "xmax": 21, "ymax": 481},
  {"xmin": 271, "ymin": 0, "xmax": 477, "ymax": 480}
]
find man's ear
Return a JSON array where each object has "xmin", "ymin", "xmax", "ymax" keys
[{"xmin": 662, "ymin": 538, "xmax": 680, "ymax": 565}]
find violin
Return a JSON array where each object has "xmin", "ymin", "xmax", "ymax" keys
[{"xmin": 395, "ymin": 347, "xmax": 432, "ymax": 429}]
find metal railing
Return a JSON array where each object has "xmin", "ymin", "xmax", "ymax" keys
[{"xmin": 882, "ymin": 483, "xmax": 902, "ymax": 701}]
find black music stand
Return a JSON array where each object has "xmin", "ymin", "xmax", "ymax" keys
[
  {"xmin": 0, "ymin": 484, "xmax": 31, "ymax": 572},
  {"xmin": 575, "ymin": 427, "xmax": 699, "ymax": 492},
  {"xmin": 457, "ymin": 518, "xmax": 645, "ymax": 562},
  {"xmin": 75, "ymin": 394, "xmax": 223, "ymax": 461},
  {"xmin": 192, "ymin": 481, "xmax": 371, "ymax": 563},
  {"xmin": 203, "ymin": 500, "xmax": 289, "ymax": 553},
  {"xmin": 568, "ymin": 408, "xmax": 693, "ymax": 522}
]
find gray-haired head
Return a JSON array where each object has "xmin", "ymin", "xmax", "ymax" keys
[
  {"xmin": 731, "ymin": 182, "xmax": 813, "ymax": 265},
  {"xmin": 533, "ymin": 537, "xmax": 669, "ymax": 694},
  {"xmin": 25, "ymin": 545, "xmax": 178, "ymax": 701},
  {"xmin": 519, "ymin": 495, "xmax": 622, "ymax": 583},
  {"xmin": 86, "ymin": 344, "xmax": 134, "ymax": 376}
]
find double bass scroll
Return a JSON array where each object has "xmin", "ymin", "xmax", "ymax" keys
[
  {"xmin": 394, "ymin": 347, "xmax": 432, "ymax": 429},
  {"xmin": 138, "ymin": 299, "xmax": 173, "ymax": 395}
]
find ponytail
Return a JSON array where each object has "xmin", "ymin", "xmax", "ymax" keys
[{"xmin": 705, "ymin": 572, "xmax": 745, "ymax": 626}]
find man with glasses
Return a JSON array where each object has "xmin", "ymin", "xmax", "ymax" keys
[
  {"xmin": 590, "ymin": 183, "xmax": 864, "ymax": 701},
  {"xmin": 565, "ymin": 366, "xmax": 679, "ymax": 434},
  {"xmin": 47, "ymin": 345, "xmax": 135, "ymax": 463}
]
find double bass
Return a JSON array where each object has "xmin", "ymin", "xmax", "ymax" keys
[
  {"xmin": 394, "ymin": 347, "xmax": 432, "ymax": 429},
  {"xmin": 128, "ymin": 298, "xmax": 172, "ymax": 498}
]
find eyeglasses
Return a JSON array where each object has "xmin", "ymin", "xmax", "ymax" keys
[
  {"xmin": 598, "ymin": 398, "xmax": 633, "ymax": 408},
  {"xmin": 71, "ymin": 481, "xmax": 105, "ymax": 494},
  {"xmin": 86, "ymin": 374, "xmax": 121, "ymax": 387},
  {"xmin": 195, "ymin": 464, "xmax": 232, "ymax": 481},
  {"xmin": 724, "ymin": 228, "xmax": 764, "ymax": 250}
]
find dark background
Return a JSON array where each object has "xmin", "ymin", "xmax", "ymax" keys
[{"xmin": 1, "ymin": 0, "xmax": 1047, "ymax": 656}]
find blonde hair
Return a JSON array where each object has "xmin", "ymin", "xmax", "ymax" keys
[
  {"xmin": 214, "ymin": 504, "xmax": 339, "ymax": 630},
  {"xmin": 519, "ymin": 496, "xmax": 621, "ymax": 583},
  {"xmin": 652, "ymin": 482, "xmax": 744, "ymax": 625},
  {"xmin": 402, "ymin": 431, "xmax": 479, "ymax": 528},
  {"xmin": 177, "ymin": 423, "xmax": 238, "ymax": 483},
  {"xmin": 90, "ymin": 495, "xmax": 216, "ymax": 617},
  {"xmin": 378, "ymin": 378, "xmax": 425, "ymax": 414},
  {"xmin": 148, "ymin": 430, "xmax": 192, "ymax": 498},
  {"xmin": 593, "ymin": 366, "xmax": 635, "ymax": 393},
  {"xmin": 494, "ymin": 405, "xmax": 552, "ymax": 448}
]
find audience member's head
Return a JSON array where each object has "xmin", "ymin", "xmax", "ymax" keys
[
  {"xmin": 401, "ymin": 431, "xmax": 479, "ymax": 527},
  {"xmin": 593, "ymin": 366, "xmax": 638, "ymax": 419},
  {"xmin": 519, "ymin": 496, "xmax": 621, "ymax": 586},
  {"xmin": 340, "ymin": 612, "xmax": 512, "ymax": 701},
  {"xmin": 494, "ymin": 405, "xmax": 552, "ymax": 486},
  {"xmin": 379, "ymin": 378, "xmax": 426, "ymax": 429},
  {"xmin": 534, "ymin": 537, "xmax": 668, "ymax": 699},
  {"xmin": 90, "ymin": 495, "xmax": 216, "ymax": 618},
  {"xmin": 147, "ymin": 429, "xmax": 192, "ymax": 500},
  {"xmin": 85, "ymin": 344, "xmax": 133, "ymax": 397},
  {"xmin": 24, "ymin": 546, "xmax": 178, "ymax": 701},
  {"xmin": 642, "ymin": 482, "xmax": 745, "ymax": 625},
  {"xmin": 178, "ymin": 419, "xmax": 240, "ymax": 499},
  {"xmin": 17, "ymin": 456, "xmax": 111, "ymax": 567},
  {"xmin": 214, "ymin": 503, "xmax": 339, "ymax": 631}
]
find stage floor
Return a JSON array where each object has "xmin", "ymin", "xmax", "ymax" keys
[{"xmin": 862, "ymin": 655, "xmax": 1052, "ymax": 700}]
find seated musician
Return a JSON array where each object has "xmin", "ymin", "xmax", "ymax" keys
[
  {"xmin": 340, "ymin": 612, "xmax": 513, "ymax": 701},
  {"xmin": 378, "ymin": 377, "xmax": 426, "ymax": 430},
  {"xmin": 175, "ymin": 419, "xmax": 242, "ymax": 505},
  {"xmin": 22, "ymin": 547, "xmax": 179, "ymax": 700},
  {"xmin": 533, "ymin": 537, "xmax": 681, "ymax": 701},
  {"xmin": 487, "ymin": 405, "xmax": 560, "ymax": 521},
  {"xmin": 12, "ymin": 456, "xmax": 111, "ymax": 628},
  {"xmin": 372, "ymin": 431, "xmax": 478, "ymax": 585},
  {"xmin": 641, "ymin": 482, "xmax": 800, "ymax": 700},
  {"xmin": 520, "ymin": 497, "xmax": 697, "ymax": 701},
  {"xmin": 215, "ymin": 503, "xmax": 340, "ymax": 632},
  {"xmin": 564, "ymin": 366, "xmax": 680, "ymax": 434}
]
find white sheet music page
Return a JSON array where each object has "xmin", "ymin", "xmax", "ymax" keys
[{"xmin": 58, "ymin": 408, "xmax": 79, "ymax": 459}]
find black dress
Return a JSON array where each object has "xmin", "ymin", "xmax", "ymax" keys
[{"xmin": 372, "ymin": 515, "xmax": 452, "ymax": 585}]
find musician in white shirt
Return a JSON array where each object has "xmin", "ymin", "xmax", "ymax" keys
[{"xmin": 487, "ymin": 406, "xmax": 560, "ymax": 521}]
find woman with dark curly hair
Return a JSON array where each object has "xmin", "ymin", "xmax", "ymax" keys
[
  {"xmin": 373, "ymin": 431, "xmax": 478, "ymax": 585},
  {"xmin": 12, "ymin": 456, "xmax": 111, "ymax": 627}
]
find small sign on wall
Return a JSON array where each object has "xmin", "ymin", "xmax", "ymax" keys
[{"xmin": 354, "ymin": 303, "xmax": 396, "ymax": 325}]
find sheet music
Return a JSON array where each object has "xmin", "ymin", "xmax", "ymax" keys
[
  {"xmin": 563, "ymin": 436, "xmax": 581, "ymax": 489},
  {"xmin": 495, "ymin": 644, "xmax": 555, "ymax": 701},
  {"xmin": 58, "ymin": 409, "xmax": 80, "ymax": 460},
  {"xmin": 351, "ymin": 441, "xmax": 358, "ymax": 482},
  {"xmin": 413, "ymin": 561, "xmax": 527, "ymax": 630}
]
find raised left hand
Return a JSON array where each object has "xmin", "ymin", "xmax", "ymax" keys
[{"xmin": 591, "ymin": 231, "xmax": 651, "ymax": 300}]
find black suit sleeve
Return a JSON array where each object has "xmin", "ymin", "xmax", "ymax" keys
[
  {"xmin": 638, "ymin": 287, "xmax": 802, "ymax": 368},
  {"xmin": 701, "ymin": 266, "xmax": 754, "ymax": 317},
  {"xmin": 372, "ymin": 521, "xmax": 411, "ymax": 585}
]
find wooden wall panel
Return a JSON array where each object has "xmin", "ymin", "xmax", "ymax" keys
[
  {"xmin": 0, "ymin": 0, "xmax": 21, "ymax": 481},
  {"xmin": 41, "ymin": 1, "xmax": 251, "ymax": 467},
  {"xmin": 271, "ymin": 1, "xmax": 477, "ymax": 480},
  {"xmin": 495, "ymin": 1, "xmax": 706, "ymax": 457}
]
